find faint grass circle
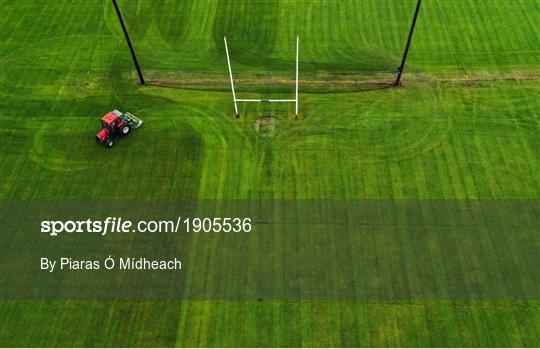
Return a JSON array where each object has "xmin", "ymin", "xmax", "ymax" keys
[
  {"xmin": 30, "ymin": 124, "xmax": 93, "ymax": 172},
  {"xmin": 283, "ymin": 86, "xmax": 452, "ymax": 162}
]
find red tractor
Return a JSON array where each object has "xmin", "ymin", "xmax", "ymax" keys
[{"xmin": 96, "ymin": 110, "xmax": 143, "ymax": 148}]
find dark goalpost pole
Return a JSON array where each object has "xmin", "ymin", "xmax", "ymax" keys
[
  {"xmin": 395, "ymin": 0, "xmax": 422, "ymax": 86},
  {"xmin": 111, "ymin": 0, "xmax": 145, "ymax": 85}
]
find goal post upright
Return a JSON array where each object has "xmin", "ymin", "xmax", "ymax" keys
[
  {"xmin": 295, "ymin": 36, "xmax": 299, "ymax": 117},
  {"xmin": 395, "ymin": 0, "xmax": 422, "ymax": 86},
  {"xmin": 111, "ymin": 0, "xmax": 145, "ymax": 85},
  {"xmin": 223, "ymin": 36, "xmax": 239, "ymax": 117}
]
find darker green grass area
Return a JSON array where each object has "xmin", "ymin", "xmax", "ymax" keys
[
  {"xmin": 1, "ymin": 301, "xmax": 539, "ymax": 347},
  {"xmin": 0, "ymin": 0, "xmax": 539, "ymax": 347}
]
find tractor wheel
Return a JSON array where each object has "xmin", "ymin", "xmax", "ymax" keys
[
  {"xmin": 120, "ymin": 125, "xmax": 131, "ymax": 135},
  {"xmin": 106, "ymin": 140, "xmax": 114, "ymax": 148}
]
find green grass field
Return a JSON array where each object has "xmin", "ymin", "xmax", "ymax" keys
[{"xmin": 1, "ymin": 0, "xmax": 539, "ymax": 346}]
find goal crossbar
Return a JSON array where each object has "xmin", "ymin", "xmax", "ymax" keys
[
  {"xmin": 224, "ymin": 36, "xmax": 299, "ymax": 117},
  {"xmin": 236, "ymin": 99, "xmax": 296, "ymax": 102}
]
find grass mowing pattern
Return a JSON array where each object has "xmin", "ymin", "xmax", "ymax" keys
[{"xmin": 1, "ymin": 0, "xmax": 539, "ymax": 346}]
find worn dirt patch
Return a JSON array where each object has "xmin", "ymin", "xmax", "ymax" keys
[{"xmin": 253, "ymin": 116, "xmax": 280, "ymax": 139}]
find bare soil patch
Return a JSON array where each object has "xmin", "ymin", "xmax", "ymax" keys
[{"xmin": 253, "ymin": 116, "xmax": 280, "ymax": 139}]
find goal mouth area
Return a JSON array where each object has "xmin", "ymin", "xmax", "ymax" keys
[{"xmin": 224, "ymin": 36, "xmax": 299, "ymax": 116}]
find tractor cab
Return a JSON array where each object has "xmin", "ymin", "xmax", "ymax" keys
[
  {"xmin": 96, "ymin": 110, "xmax": 143, "ymax": 148},
  {"xmin": 101, "ymin": 111, "xmax": 122, "ymax": 129}
]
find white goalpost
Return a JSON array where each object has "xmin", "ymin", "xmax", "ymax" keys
[{"xmin": 224, "ymin": 36, "xmax": 299, "ymax": 117}]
